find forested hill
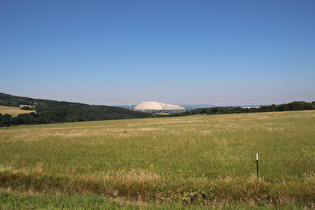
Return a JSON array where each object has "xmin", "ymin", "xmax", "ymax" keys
[{"xmin": 0, "ymin": 93, "xmax": 151, "ymax": 126}]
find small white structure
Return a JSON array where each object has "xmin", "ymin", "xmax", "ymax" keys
[{"xmin": 134, "ymin": 101, "xmax": 185, "ymax": 111}]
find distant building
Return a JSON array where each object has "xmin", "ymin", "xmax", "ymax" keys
[{"xmin": 134, "ymin": 101, "xmax": 185, "ymax": 111}]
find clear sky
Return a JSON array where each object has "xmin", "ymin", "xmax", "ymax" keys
[{"xmin": 1, "ymin": 0, "xmax": 314, "ymax": 106}]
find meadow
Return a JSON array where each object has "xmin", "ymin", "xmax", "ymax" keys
[
  {"xmin": 0, "ymin": 111, "xmax": 314, "ymax": 208},
  {"xmin": 0, "ymin": 105, "xmax": 34, "ymax": 117}
]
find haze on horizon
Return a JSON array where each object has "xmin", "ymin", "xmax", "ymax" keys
[{"xmin": 1, "ymin": 0, "xmax": 314, "ymax": 106}]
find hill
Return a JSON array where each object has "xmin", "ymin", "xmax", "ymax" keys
[
  {"xmin": 0, "ymin": 93, "xmax": 151, "ymax": 126},
  {"xmin": 134, "ymin": 101, "xmax": 185, "ymax": 111}
]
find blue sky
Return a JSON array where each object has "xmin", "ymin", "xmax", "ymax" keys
[{"xmin": 1, "ymin": 0, "xmax": 314, "ymax": 106}]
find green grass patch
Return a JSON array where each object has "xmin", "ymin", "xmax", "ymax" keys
[
  {"xmin": 0, "ymin": 191, "xmax": 139, "ymax": 209},
  {"xmin": 0, "ymin": 111, "xmax": 314, "ymax": 208}
]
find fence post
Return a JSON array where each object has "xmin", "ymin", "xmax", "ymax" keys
[{"xmin": 256, "ymin": 153, "xmax": 259, "ymax": 181}]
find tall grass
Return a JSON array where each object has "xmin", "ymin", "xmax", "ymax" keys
[{"xmin": 0, "ymin": 111, "xmax": 314, "ymax": 208}]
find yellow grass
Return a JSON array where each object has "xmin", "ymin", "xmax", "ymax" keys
[{"xmin": 0, "ymin": 105, "xmax": 34, "ymax": 117}]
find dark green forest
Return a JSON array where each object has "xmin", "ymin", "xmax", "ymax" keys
[
  {"xmin": 0, "ymin": 93, "xmax": 151, "ymax": 126},
  {"xmin": 168, "ymin": 101, "xmax": 315, "ymax": 117}
]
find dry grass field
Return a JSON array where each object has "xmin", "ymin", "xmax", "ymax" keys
[
  {"xmin": 0, "ymin": 105, "xmax": 34, "ymax": 117},
  {"xmin": 0, "ymin": 110, "xmax": 314, "ymax": 208}
]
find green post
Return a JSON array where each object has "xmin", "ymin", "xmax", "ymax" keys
[{"xmin": 256, "ymin": 153, "xmax": 259, "ymax": 181}]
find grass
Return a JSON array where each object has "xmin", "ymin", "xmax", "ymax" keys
[
  {"xmin": 0, "ymin": 110, "xmax": 314, "ymax": 208},
  {"xmin": 0, "ymin": 105, "xmax": 34, "ymax": 117}
]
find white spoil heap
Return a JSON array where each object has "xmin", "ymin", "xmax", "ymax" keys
[{"xmin": 134, "ymin": 101, "xmax": 185, "ymax": 111}]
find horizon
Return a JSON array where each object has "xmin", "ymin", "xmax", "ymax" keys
[
  {"xmin": 1, "ymin": 92, "xmax": 313, "ymax": 108},
  {"xmin": 1, "ymin": 0, "xmax": 314, "ymax": 106}
]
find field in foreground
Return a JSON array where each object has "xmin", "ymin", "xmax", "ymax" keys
[{"xmin": 0, "ymin": 111, "xmax": 314, "ymax": 208}]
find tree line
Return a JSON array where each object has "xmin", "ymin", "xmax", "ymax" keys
[
  {"xmin": 1, "ymin": 93, "xmax": 314, "ymax": 126},
  {"xmin": 168, "ymin": 101, "xmax": 315, "ymax": 117},
  {"xmin": 0, "ymin": 93, "xmax": 151, "ymax": 127}
]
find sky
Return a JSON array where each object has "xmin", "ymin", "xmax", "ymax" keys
[{"xmin": 1, "ymin": 0, "xmax": 314, "ymax": 106}]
